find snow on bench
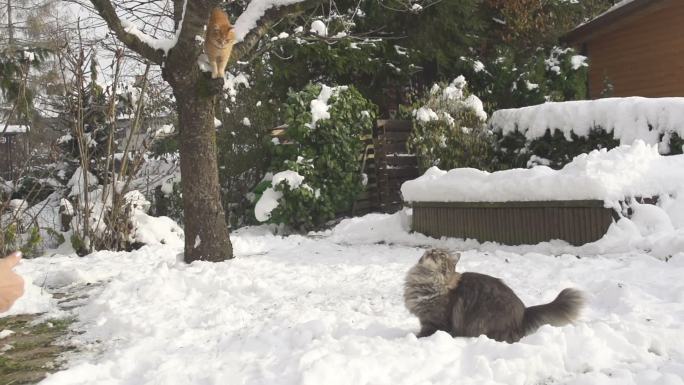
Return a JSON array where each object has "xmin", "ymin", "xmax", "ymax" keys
[
  {"xmin": 401, "ymin": 141, "xmax": 684, "ymax": 245},
  {"xmin": 401, "ymin": 141, "xmax": 684, "ymax": 206}
]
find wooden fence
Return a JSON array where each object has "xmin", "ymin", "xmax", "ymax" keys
[{"xmin": 372, "ymin": 120, "xmax": 419, "ymax": 213}]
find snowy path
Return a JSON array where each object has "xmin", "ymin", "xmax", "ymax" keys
[{"xmin": 9, "ymin": 217, "xmax": 684, "ymax": 385}]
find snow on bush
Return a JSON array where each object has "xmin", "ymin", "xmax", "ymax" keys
[
  {"xmin": 255, "ymin": 84, "xmax": 376, "ymax": 230},
  {"xmin": 63, "ymin": 165, "xmax": 183, "ymax": 253},
  {"xmin": 402, "ymin": 141, "xmax": 684, "ymax": 205},
  {"xmin": 309, "ymin": 20, "xmax": 328, "ymax": 37},
  {"xmin": 407, "ymin": 76, "xmax": 494, "ymax": 172},
  {"xmin": 490, "ymin": 97, "xmax": 684, "ymax": 153},
  {"xmin": 124, "ymin": 191, "xmax": 184, "ymax": 248},
  {"xmin": 254, "ymin": 170, "xmax": 307, "ymax": 222}
]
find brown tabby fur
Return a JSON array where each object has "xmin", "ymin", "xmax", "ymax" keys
[
  {"xmin": 404, "ymin": 249, "xmax": 584, "ymax": 343},
  {"xmin": 205, "ymin": 8, "xmax": 236, "ymax": 79}
]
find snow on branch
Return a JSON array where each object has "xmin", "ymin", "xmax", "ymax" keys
[
  {"xmin": 231, "ymin": 0, "xmax": 326, "ymax": 63},
  {"xmin": 89, "ymin": 0, "xmax": 166, "ymax": 65}
]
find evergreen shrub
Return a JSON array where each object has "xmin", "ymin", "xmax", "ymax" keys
[{"xmin": 255, "ymin": 84, "xmax": 376, "ymax": 230}]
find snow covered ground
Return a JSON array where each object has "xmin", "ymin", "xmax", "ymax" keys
[{"xmin": 5, "ymin": 211, "xmax": 684, "ymax": 385}]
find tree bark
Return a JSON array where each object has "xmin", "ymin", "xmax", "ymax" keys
[
  {"xmin": 174, "ymin": 81, "xmax": 233, "ymax": 263},
  {"xmin": 88, "ymin": 0, "xmax": 327, "ymax": 263}
]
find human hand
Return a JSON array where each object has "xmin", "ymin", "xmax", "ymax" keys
[{"xmin": 0, "ymin": 251, "xmax": 25, "ymax": 313}]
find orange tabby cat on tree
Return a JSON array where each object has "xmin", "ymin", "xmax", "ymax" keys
[{"xmin": 205, "ymin": 8, "xmax": 236, "ymax": 79}]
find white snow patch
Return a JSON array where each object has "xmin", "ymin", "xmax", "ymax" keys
[
  {"xmin": 309, "ymin": 85, "xmax": 334, "ymax": 128},
  {"xmin": 254, "ymin": 187, "xmax": 282, "ymax": 222},
  {"xmin": 224, "ymin": 72, "xmax": 250, "ymax": 102},
  {"xmin": 17, "ymin": 217, "xmax": 684, "ymax": 384},
  {"xmin": 463, "ymin": 94, "xmax": 487, "ymax": 121},
  {"xmin": 571, "ymin": 55, "xmax": 588, "ymax": 69},
  {"xmin": 253, "ymin": 170, "xmax": 306, "ymax": 222},
  {"xmin": 1, "ymin": 124, "xmax": 29, "ymax": 133},
  {"xmin": 67, "ymin": 167, "xmax": 99, "ymax": 198},
  {"xmin": 234, "ymin": 0, "xmax": 313, "ymax": 42},
  {"xmin": 472, "ymin": 60, "xmax": 485, "ymax": 72},
  {"xmin": 414, "ymin": 107, "xmax": 438, "ymax": 122},
  {"xmin": 490, "ymin": 97, "xmax": 684, "ymax": 149},
  {"xmin": 0, "ymin": 330, "xmax": 14, "ymax": 339},
  {"xmin": 310, "ymin": 20, "xmax": 328, "ymax": 37},
  {"xmin": 401, "ymin": 141, "xmax": 684, "ymax": 204},
  {"xmin": 272, "ymin": 170, "xmax": 305, "ymax": 189},
  {"xmin": 0, "ymin": 270, "xmax": 58, "ymax": 318}
]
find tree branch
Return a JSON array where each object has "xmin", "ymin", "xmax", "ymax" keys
[
  {"xmin": 89, "ymin": 0, "xmax": 165, "ymax": 65},
  {"xmin": 162, "ymin": 0, "xmax": 219, "ymax": 83},
  {"xmin": 230, "ymin": 0, "xmax": 326, "ymax": 64},
  {"xmin": 173, "ymin": 0, "xmax": 185, "ymax": 30}
]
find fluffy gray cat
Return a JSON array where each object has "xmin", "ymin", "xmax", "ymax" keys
[{"xmin": 404, "ymin": 249, "xmax": 584, "ymax": 343}]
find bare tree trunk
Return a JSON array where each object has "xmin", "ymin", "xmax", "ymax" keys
[
  {"xmin": 88, "ymin": 0, "xmax": 325, "ymax": 263},
  {"xmin": 174, "ymin": 81, "xmax": 233, "ymax": 263}
]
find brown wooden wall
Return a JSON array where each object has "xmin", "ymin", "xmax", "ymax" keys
[
  {"xmin": 585, "ymin": 0, "xmax": 684, "ymax": 98},
  {"xmin": 373, "ymin": 120, "xmax": 419, "ymax": 213},
  {"xmin": 412, "ymin": 201, "xmax": 615, "ymax": 246}
]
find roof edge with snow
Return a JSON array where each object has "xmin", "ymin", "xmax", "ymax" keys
[{"xmin": 564, "ymin": 0, "xmax": 666, "ymax": 44}]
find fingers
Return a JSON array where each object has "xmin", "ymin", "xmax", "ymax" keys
[{"xmin": 0, "ymin": 251, "xmax": 22, "ymax": 269}]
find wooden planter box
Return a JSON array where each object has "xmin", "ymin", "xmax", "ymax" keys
[{"xmin": 411, "ymin": 200, "xmax": 617, "ymax": 246}]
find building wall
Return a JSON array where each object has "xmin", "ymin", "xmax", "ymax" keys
[{"xmin": 586, "ymin": 0, "xmax": 684, "ymax": 98}]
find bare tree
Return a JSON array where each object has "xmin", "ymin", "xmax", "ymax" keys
[{"xmin": 86, "ymin": 0, "xmax": 323, "ymax": 262}]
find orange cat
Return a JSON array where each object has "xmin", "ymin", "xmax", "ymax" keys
[{"xmin": 205, "ymin": 8, "xmax": 236, "ymax": 79}]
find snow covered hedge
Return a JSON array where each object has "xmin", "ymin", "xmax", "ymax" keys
[
  {"xmin": 254, "ymin": 84, "xmax": 376, "ymax": 230},
  {"xmin": 490, "ymin": 97, "xmax": 684, "ymax": 169}
]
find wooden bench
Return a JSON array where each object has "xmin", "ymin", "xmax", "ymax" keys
[{"xmin": 411, "ymin": 200, "xmax": 617, "ymax": 246}]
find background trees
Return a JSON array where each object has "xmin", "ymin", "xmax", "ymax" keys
[{"xmin": 1, "ymin": 0, "xmax": 615, "ymax": 257}]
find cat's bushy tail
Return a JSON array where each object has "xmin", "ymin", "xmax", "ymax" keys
[{"xmin": 523, "ymin": 288, "xmax": 584, "ymax": 336}]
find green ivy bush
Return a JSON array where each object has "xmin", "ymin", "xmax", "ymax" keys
[
  {"xmin": 255, "ymin": 84, "xmax": 376, "ymax": 230},
  {"xmin": 406, "ymin": 76, "xmax": 496, "ymax": 172}
]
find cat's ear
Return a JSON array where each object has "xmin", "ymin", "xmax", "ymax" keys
[{"xmin": 449, "ymin": 252, "xmax": 461, "ymax": 265}]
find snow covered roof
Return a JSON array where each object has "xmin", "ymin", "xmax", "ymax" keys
[
  {"xmin": 1, "ymin": 124, "xmax": 29, "ymax": 134},
  {"xmin": 565, "ymin": 0, "xmax": 665, "ymax": 43}
]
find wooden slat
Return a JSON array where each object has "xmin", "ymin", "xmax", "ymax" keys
[
  {"xmin": 411, "ymin": 202, "xmax": 616, "ymax": 246},
  {"xmin": 584, "ymin": 0, "xmax": 684, "ymax": 98}
]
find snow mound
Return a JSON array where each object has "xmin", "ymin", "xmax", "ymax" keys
[
  {"xmin": 401, "ymin": 141, "xmax": 684, "ymax": 204},
  {"xmin": 490, "ymin": 97, "xmax": 684, "ymax": 152},
  {"xmin": 0, "ymin": 270, "xmax": 58, "ymax": 318},
  {"xmin": 22, "ymin": 231, "xmax": 684, "ymax": 385}
]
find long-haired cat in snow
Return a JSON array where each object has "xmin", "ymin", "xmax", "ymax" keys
[
  {"xmin": 404, "ymin": 249, "xmax": 584, "ymax": 343},
  {"xmin": 205, "ymin": 7, "xmax": 236, "ymax": 79}
]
